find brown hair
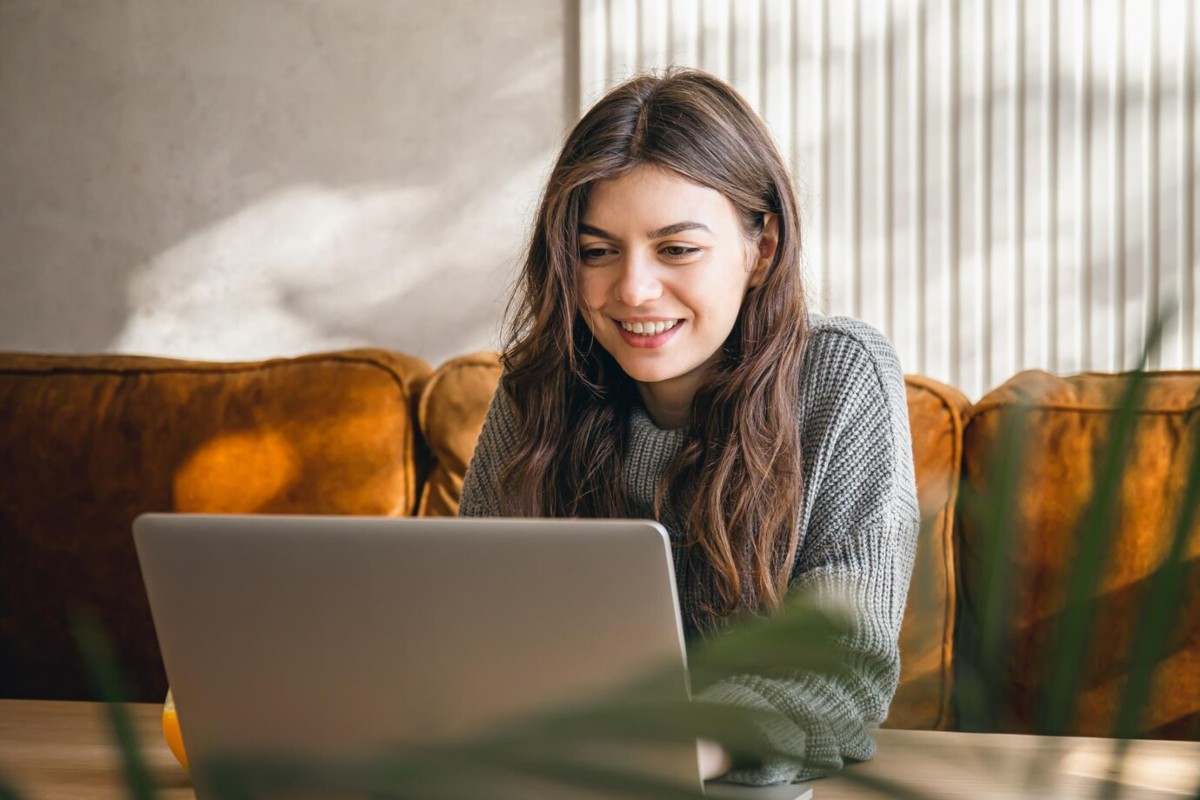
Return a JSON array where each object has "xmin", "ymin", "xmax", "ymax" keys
[{"xmin": 497, "ymin": 68, "xmax": 809, "ymax": 631}]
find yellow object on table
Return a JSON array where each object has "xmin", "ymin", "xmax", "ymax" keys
[{"xmin": 161, "ymin": 688, "xmax": 188, "ymax": 770}]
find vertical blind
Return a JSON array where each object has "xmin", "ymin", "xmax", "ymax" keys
[{"xmin": 578, "ymin": 0, "xmax": 1198, "ymax": 399}]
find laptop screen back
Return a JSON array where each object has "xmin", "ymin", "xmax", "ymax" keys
[{"xmin": 134, "ymin": 514, "xmax": 700, "ymax": 797}]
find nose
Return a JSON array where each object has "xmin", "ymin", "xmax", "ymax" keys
[{"xmin": 613, "ymin": 252, "xmax": 662, "ymax": 307}]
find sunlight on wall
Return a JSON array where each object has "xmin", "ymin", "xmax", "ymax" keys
[
  {"xmin": 113, "ymin": 184, "xmax": 436, "ymax": 358},
  {"xmin": 109, "ymin": 177, "xmax": 530, "ymax": 367},
  {"xmin": 0, "ymin": 0, "xmax": 564, "ymax": 367}
]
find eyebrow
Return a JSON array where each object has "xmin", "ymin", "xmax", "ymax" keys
[{"xmin": 578, "ymin": 221, "xmax": 712, "ymax": 240}]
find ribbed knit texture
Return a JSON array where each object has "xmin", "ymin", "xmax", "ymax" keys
[{"xmin": 459, "ymin": 313, "xmax": 920, "ymax": 785}]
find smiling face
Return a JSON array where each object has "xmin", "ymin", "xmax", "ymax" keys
[{"xmin": 577, "ymin": 165, "xmax": 772, "ymax": 427}]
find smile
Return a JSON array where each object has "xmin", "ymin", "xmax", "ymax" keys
[
  {"xmin": 613, "ymin": 318, "xmax": 684, "ymax": 349},
  {"xmin": 620, "ymin": 319, "xmax": 679, "ymax": 335}
]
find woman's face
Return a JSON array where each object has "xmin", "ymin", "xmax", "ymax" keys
[{"xmin": 577, "ymin": 165, "xmax": 769, "ymax": 413}]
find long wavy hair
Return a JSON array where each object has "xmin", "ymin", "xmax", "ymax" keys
[{"xmin": 497, "ymin": 68, "xmax": 810, "ymax": 629}]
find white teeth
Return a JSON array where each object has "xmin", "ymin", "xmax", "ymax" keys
[{"xmin": 621, "ymin": 319, "xmax": 678, "ymax": 335}]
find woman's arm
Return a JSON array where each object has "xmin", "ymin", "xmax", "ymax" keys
[{"xmin": 697, "ymin": 321, "xmax": 920, "ymax": 785}]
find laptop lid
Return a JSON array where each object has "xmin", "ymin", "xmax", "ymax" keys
[{"xmin": 134, "ymin": 513, "xmax": 811, "ymax": 800}]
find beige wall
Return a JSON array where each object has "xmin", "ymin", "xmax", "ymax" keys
[{"xmin": 0, "ymin": 1, "xmax": 568, "ymax": 367}]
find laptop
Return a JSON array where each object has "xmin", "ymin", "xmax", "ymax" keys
[{"xmin": 134, "ymin": 514, "xmax": 813, "ymax": 799}]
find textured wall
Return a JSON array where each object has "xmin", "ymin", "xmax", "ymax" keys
[{"xmin": 0, "ymin": 1, "xmax": 568, "ymax": 367}]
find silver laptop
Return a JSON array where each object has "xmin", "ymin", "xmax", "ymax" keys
[{"xmin": 134, "ymin": 514, "xmax": 812, "ymax": 799}]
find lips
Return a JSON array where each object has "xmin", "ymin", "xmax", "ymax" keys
[{"xmin": 614, "ymin": 318, "xmax": 683, "ymax": 349}]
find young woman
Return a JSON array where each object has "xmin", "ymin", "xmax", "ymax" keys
[{"xmin": 460, "ymin": 68, "xmax": 919, "ymax": 787}]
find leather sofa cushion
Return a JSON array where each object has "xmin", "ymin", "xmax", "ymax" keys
[
  {"xmin": 958, "ymin": 370, "xmax": 1200, "ymax": 738},
  {"xmin": 887, "ymin": 375, "xmax": 971, "ymax": 731},
  {"xmin": 0, "ymin": 349, "xmax": 429, "ymax": 702},
  {"xmin": 416, "ymin": 351, "xmax": 968, "ymax": 731},
  {"xmin": 416, "ymin": 353, "xmax": 504, "ymax": 517}
]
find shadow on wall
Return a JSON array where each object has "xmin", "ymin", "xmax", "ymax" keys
[{"xmin": 0, "ymin": 0, "xmax": 567, "ymax": 366}]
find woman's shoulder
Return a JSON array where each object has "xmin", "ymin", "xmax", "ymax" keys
[
  {"xmin": 803, "ymin": 311, "xmax": 904, "ymax": 375},
  {"xmin": 799, "ymin": 312, "xmax": 907, "ymax": 413},
  {"xmin": 805, "ymin": 312, "xmax": 900, "ymax": 364}
]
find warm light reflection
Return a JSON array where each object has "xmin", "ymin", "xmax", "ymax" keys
[
  {"xmin": 174, "ymin": 429, "xmax": 299, "ymax": 512},
  {"xmin": 1060, "ymin": 739, "xmax": 1200, "ymax": 795}
]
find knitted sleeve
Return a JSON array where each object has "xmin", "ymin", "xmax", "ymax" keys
[
  {"xmin": 695, "ymin": 321, "xmax": 920, "ymax": 785},
  {"xmin": 458, "ymin": 383, "xmax": 520, "ymax": 518}
]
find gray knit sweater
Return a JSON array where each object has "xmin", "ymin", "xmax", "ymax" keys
[{"xmin": 459, "ymin": 313, "xmax": 919, "ymax": 785}]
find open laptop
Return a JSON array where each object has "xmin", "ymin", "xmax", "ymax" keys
[{"xmin": 134, "ymin": 514, "xmax": 813, "ymax": 799}]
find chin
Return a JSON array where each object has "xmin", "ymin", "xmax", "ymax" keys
[{"xmin": 612, "ymin": 358, "xmax": 684, "ymax": 385}]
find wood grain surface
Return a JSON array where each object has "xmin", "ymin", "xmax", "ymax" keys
[{"xmin": 2, "ymin": 700, "xmax": 1197, "ymax": 799}]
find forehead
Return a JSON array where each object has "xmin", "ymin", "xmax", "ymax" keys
[{"xmin": 581, "ymin": 166, "xmax": 740, "ymax": 234}]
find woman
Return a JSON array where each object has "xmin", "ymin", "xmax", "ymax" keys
[{"xmin": 460, "ymin": 68, "xmax": 919, "ymax": 786}]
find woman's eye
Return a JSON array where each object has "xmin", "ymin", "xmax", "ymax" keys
[
  {"xmin": 662, "ymin": 246, "xmax": 701, "ymax": 258},
  {"xmin": 580, "ymin": 247, "xmax": 613, "ymax": 263}
]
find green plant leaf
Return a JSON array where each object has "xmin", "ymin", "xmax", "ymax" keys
[
  {"xmin": 1109, "ymin": 423, "xmax": 1200, "ymax": 741},
  {"xmin": 687, "ymin": 588, "xmax": 852, "ymax": 686},
  {"xmin": 1037, "ymin": 312, "xmax": 1170, "ymax": 737},
  {"xmin": 0, "ymin": 775, "xmax": 25, "ymax": 800},
  {"xmin": 71, "ymin": 611, "xmax": 159, "ymax": 800},
  {"xmin": 955, "ymin": 401, "xmax": 1032, "ymax": 733},
  {"xmin": 186, "ymin": 602, "xmax": 848, "ymax": 798},
  {"xmin": 1091, "ymin": 378, "xmax": 1200, "ymax": 800}
]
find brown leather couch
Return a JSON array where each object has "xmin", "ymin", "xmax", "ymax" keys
[{"xmin": 1, "ymin": 349, "xmax": 1196, "ymax": 741}]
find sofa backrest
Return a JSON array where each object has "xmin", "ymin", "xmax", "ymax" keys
[
  {"xmin": 0, "ymin": 350, "xmax": 430, "ymax": 701},
  {"xmin": 416, "ymin": 351, "xmax": 972, "ymax": 731},
  {"xmin": 958, "ymin": 370, "xmax": 1200, "ymax": 739},
  {"xmin": 20, "ymin": 346, "xmax": 1190, "ymax": 739},
  {"xmin": 415, "ymin": 352, "xmax": 502, "ymax": 517}
]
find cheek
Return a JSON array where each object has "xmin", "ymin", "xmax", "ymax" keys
[{"xmin": 576, "ymin": 270, "xmax": 606, "ymax": 311}]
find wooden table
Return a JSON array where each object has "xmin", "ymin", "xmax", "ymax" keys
[
  {"xmin": 3, "ymin": 700, "xmax": 1199, "ymax": 799},
  {"xmin": 0, "ymin": 701, "xmax": 193, "ymax": 800}
]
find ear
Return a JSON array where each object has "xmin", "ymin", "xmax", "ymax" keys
[{"xmin": 749, "ymin": 213, "xmax": 779, "ymax": 288}]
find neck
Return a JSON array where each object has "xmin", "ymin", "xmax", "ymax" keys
[
  {"xmin": 633, "ymin": 352, "xmax": 723, "ymax": 430},
  {"xmin": 636, "ymin": 376, "xmax": 699, "ymax": 430}
]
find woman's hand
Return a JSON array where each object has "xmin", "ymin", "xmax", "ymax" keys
[{"xmin": 697, "ymin": 738, "xmax": 734, "ymax": 780}]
